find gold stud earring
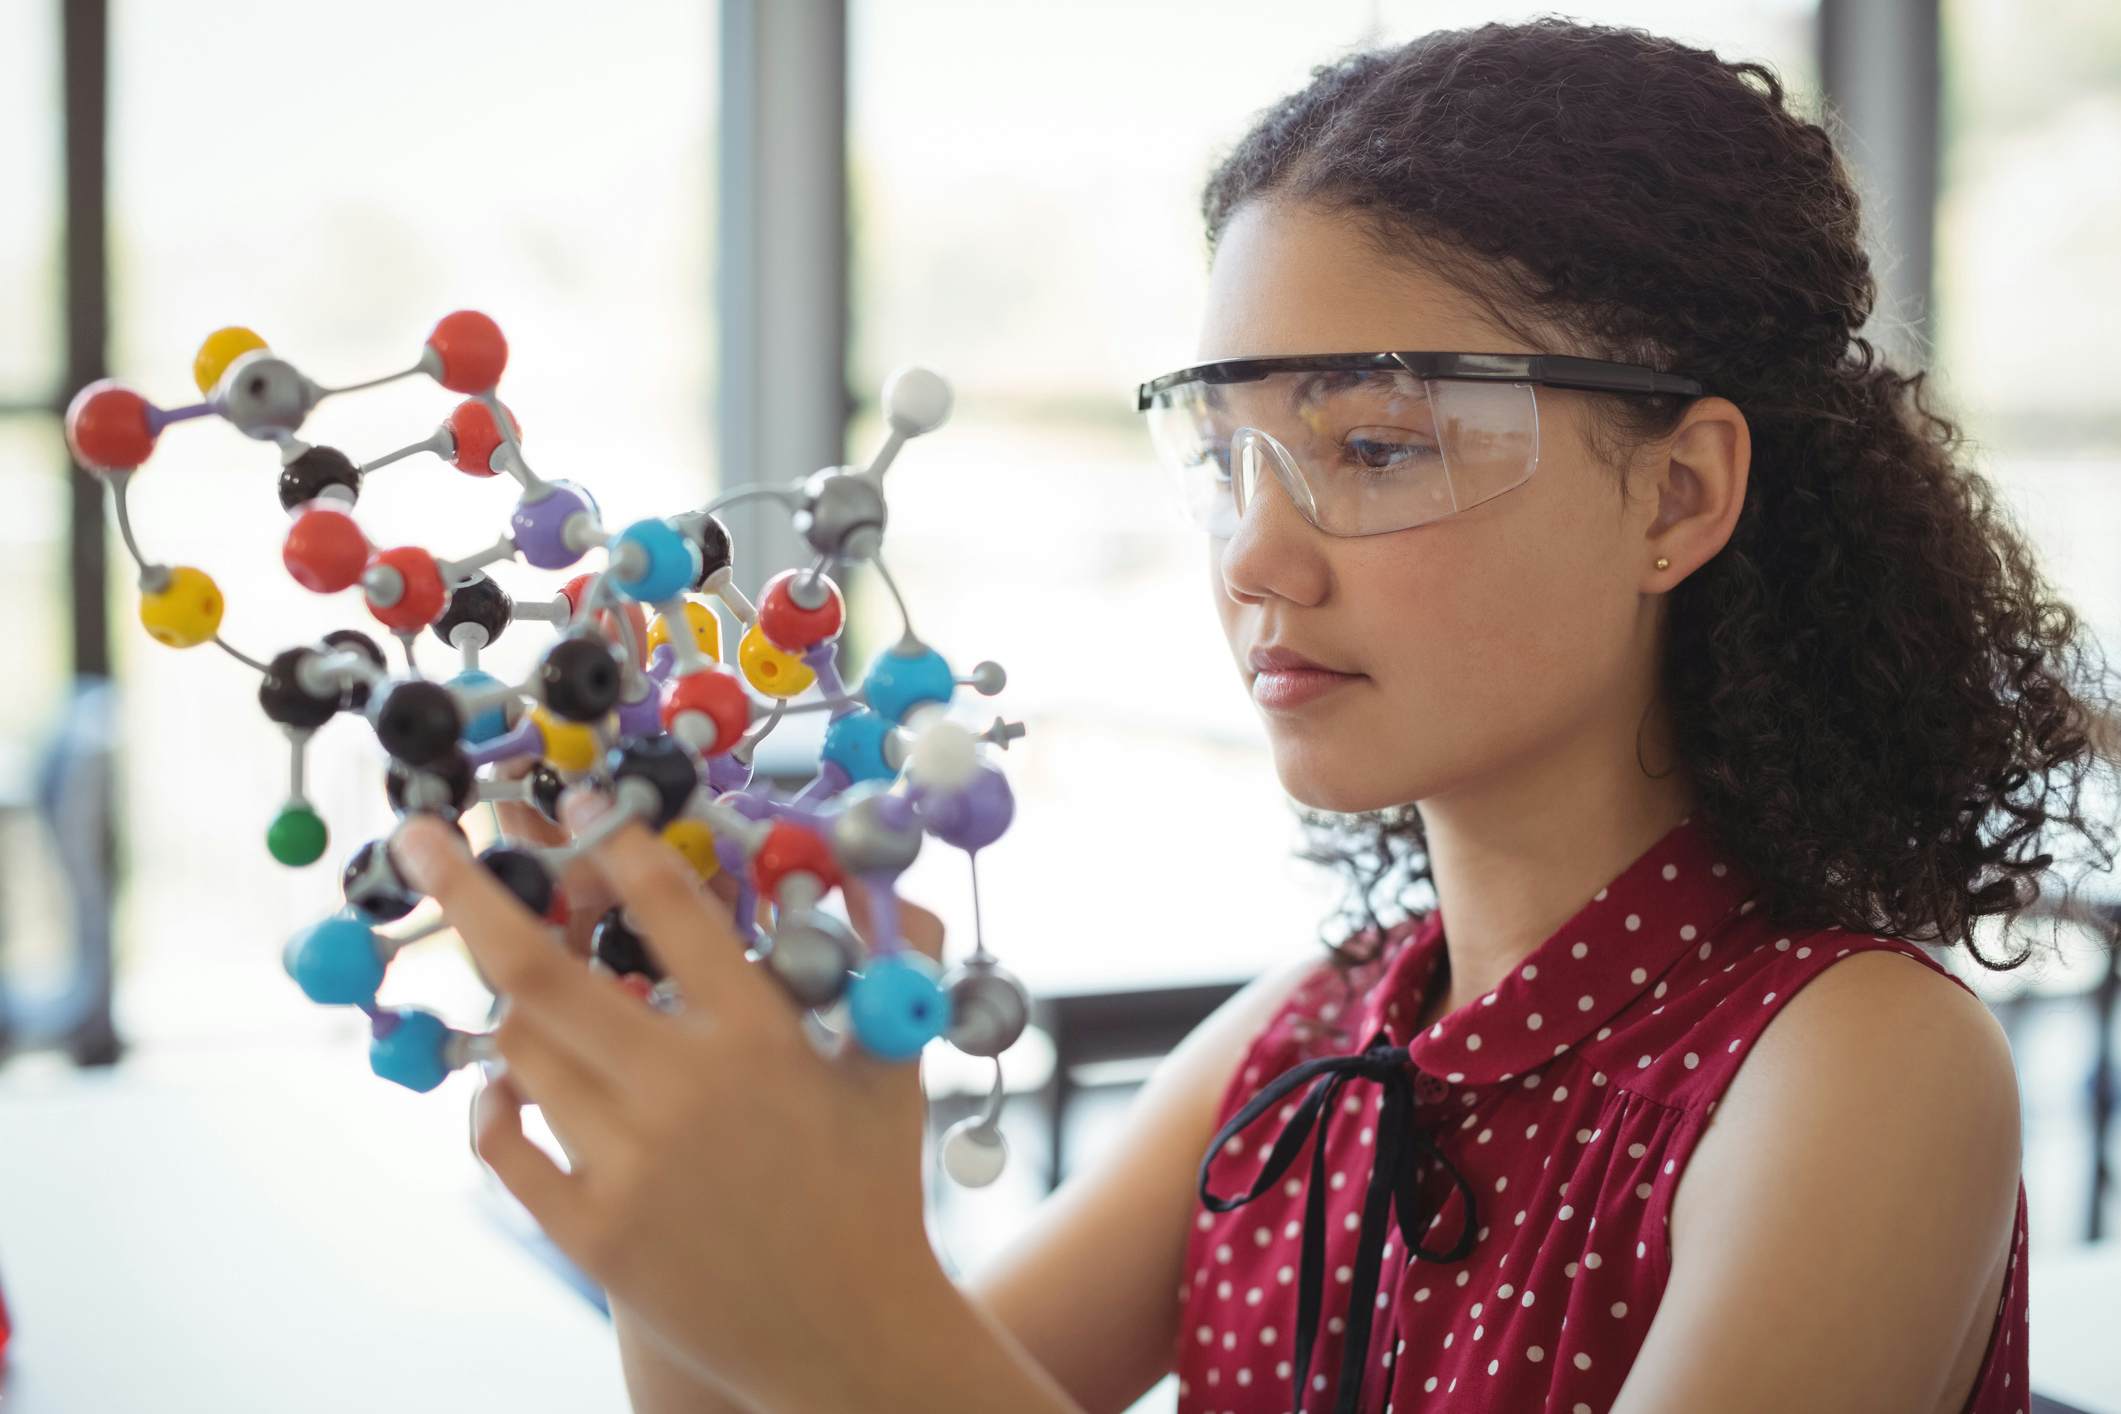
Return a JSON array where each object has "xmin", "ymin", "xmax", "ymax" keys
[{"xmin": 1655, "ymin": 557, "xmax": 1670, "ymax": 571}]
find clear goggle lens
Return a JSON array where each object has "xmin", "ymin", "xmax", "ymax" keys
[{"xmin": 1143, "ymin": 370, "xmax": 1541, "ymax": 537}]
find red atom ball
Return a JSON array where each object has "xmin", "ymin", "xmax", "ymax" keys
[
  {"xmin": 662, "ymin": 668, "xmax": 752, "ymax": 756},
  {"xmin": 64, "ymin": 381, "xmax": 158, "ymax": 473},
  {"xmin": 750, "ymin": 818, "xmax": 842, "ymax": 899},
  {"xmin": 426, "ymin": 310, "xmax": 508, "ymax": 394},
  {"xmin": 365, "ymin": 545, "xmax": 447, "ymax": 630},
  {"xmin": 757, "ymin": 568, "xmax": 846, "ymax": 653},
  {"xmin": 616, "ymin": 973, "xmax": 657, "ymax": 1003},
  {"xmin": 444, "ymin": 398, "xmax": 521, "ymax": 476},
  {"xmin": 283, "ymin": 504, "xmax": 372, "ymax": 593}
]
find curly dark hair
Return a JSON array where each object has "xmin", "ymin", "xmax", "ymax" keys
[{"xmin": 1200, "ymin": 18, "xmax": 2121, "ymax": 977}]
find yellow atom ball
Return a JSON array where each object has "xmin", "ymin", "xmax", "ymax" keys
[
  {"xmin": 647, "ymin": 598, "xmax": 721, "ymax": 661},
  {"xmin": 139, "ymin": 566, "xmax": 225, "ymax": 648},
  {"xmin": 193, "ymin": 326, "xmax": 269, "ymax": 396},
  {"xmin": 531, "ymin": 706, "xmax": 602, "ymax": 774},
  {"xmin": 738, "ymin": 622, "xmax": 816, "ymax": 697},
  {"xmin": 662, "ymin": 818, "xmax": 720, "ymax": 880}
]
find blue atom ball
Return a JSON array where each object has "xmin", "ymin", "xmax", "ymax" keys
[
  {"xmin": 847, "ymin": 951, "xmax": 949, "ymax": 1061},
  {"xmin": 284, "ymin": 913, "xmax": 385, "ymax": 1006},
  {"xmin": 611, "ymin": 518, "xmax": 701, "ymax": 604},
  {"xmin": 822, "ymin": 709, "xmax": 896, "ymax": 784},
  {"xmin": 369, "ymin": 1008, "xmax": 454, "ymax": 1093},
  {"xmin": 448, "ymin": 668, "xmax": 512, "ymax": 744},
  {"xmin": 861, "ymin": 646, "xmax": 954, "ymax": 725}
]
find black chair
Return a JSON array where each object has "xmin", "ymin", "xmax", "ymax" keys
[
  {"xmin": 1029, "ymin": 979, "xmax": 1242, "ymax": 1191},
  {"xmin": 1985, "ymin": 891, "xmax": 2121, "ymax": 1243}
]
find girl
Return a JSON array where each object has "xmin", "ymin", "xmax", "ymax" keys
[{"xmin": 396, "ymin": 17, "xmax": 2115, "ymax": 1413}]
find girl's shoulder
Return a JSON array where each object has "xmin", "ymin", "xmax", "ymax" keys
[{"xmin": 1589, "ymin": 915, "xmax": 2002, "ymax": 1113}]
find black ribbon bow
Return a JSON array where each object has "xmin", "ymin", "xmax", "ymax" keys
[{"xmin": 1197, "ymin": 1030, "xmax": 1478, "ymax": 1414}]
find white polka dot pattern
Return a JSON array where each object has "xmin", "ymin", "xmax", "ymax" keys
[{"xmin": 1176, "ymin": 813, "xmax": 2032, "ymax": 1414}]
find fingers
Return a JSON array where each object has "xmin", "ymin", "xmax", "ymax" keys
[
  {"xmin": 395, "ymin": 815, "xmax": 658, "ymax": 1081},
  {"xmin": 842, "ymin": 876, "xmax": 946, "ymax": 965},
  {"xmin": 494, "ymin": 797, "xmax": 565, "ymax": 849},
  {"xmin": 561, "ymin": 792, "xmax": 781, "ymax": 1019},
  {"xmin": 472, "ymin": 1073, "xmax": 596, "ymax": 1260},
  {"xmin": 481, "ymin": 806, "xmax": 614, "ymax": 962},
  {"xmin": 490, "ymin": 757, "xmax": 569, "ymax": 849},
  {"xmin": 489, "ymin": 1000, "xmax": 634, "ymax": 1162}
]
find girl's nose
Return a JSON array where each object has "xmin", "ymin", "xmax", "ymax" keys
[{"xmin": 1217, "ymin": 441, "xmax": 1330, "ymax": 606}]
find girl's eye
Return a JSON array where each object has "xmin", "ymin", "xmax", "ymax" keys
[
  {"xmin": 1203, "ymin": 443, "xmax": 1234, "ymax": 481},
  {"xmin": 1342, "ymin": 428, "xmax": 1440, "ymax": 470}
]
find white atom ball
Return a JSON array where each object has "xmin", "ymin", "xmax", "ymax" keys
[
  {"xmin": 907, "ymin": 714, "xmax": 979, "ymax": 791},
  {"xmin": 883, "ymin": 367, "xmax": 952, "ymax": 437},
  {"xmin": 941, "ymin": 1117, "xmax": 1009, "ymax": 1187}
]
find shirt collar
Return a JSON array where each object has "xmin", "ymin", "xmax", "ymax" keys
[{"xmin": 1369, "ymin": 812, "xmax": 1760, "ymax": 1085}]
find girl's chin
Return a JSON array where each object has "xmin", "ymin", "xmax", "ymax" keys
[{"xmin": 1270, "ymin": 757, "xmax": 1415, "ymax": 816}]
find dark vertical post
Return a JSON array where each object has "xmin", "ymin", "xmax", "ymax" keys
[
  {"xmin": 715, "ymin": 0, "xmax": 850, "ymax": 606},
  {"xmin": 2090, "ymin": 911, "xmax": 2118, "ymax": 1242},
  {"xmin": 61, "ymin": 0, "xmax": 110, "ymax": 679},
  {"xmin": 715, "ymin": 0, "xmax": 850, "ymax": 776},
  {"xmin": 56, "ymin": 0, "xmax": 121, "ymax": 1066}
]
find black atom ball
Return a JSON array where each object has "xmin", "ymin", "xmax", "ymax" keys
[
  {"xmin": 342, "ymin": 838, "xmax": 418, "ymax": 922},
  {"xmin": 258, "ymin": 647, "xmax": 340, "ymax": 730},
  {"xmin": 370, "ymin": 679, "xmax": 463, "ymax": 767},
  {"xmin": 431, "ymin": 573, "xmax": 513, "ymax": 649},
  {"xmin": 527, "ymin": 761, "xmax": 565, "ymax": 824},
  {"xmin": 386, "ymin": 749, "xmax": 476, "ymax": 818},
  {"xmin": 538, "ymin": 636, "xmax": 622, "ymax": 722},
  {"xmin": 278, "ymin": 445, "xmax": 363, "ymax": 513},
  {"xmin": 688, "ymin": 513, "xmax": 733, "ymax": 590},
  {"xmin": 480, "ymin": 844, "xmax": 557, "ymax": 918},
  {"xmin": 320, "ymin": 629, "xmax": 385, "ymax": 710},
  {"xmin": 609, "ymin": 733, "xmax": 699, "ymax": 829},
  {"xmin": 592, "ymin": 907, "xmax": 662, "ymax": 981}
]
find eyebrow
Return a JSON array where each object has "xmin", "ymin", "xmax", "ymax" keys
[{"xmin": 1289, "ymin": 372, "xmax": 1340, "ymax": 412}]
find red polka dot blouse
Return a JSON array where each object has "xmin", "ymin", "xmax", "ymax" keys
[{"xmin": 1178, "ymin": 813, "xmax": 2029, "ymax": 1413}]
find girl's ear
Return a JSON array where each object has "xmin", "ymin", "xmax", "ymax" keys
[{"xmin": 1645, "ymin": 396, "xmax": 1750, "ymax": 584}]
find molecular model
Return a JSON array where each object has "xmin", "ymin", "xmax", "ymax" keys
[{"xmin": 62, "ymin": 311, "xmax": 1030, "ymax": 1187}]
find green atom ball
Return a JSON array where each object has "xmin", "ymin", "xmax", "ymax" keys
[{"xmin": 266, "ymin": 805, "xmax": 328, "ymax": 867}]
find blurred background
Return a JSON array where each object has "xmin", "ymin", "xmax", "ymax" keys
[{"xmin": 0, "ymin": 1, "xmax": 2115, "ymax": 1410}]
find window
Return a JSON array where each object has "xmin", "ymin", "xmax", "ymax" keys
[
  {"xmin": 0, "ymin": 1, "xmax": 66, "ymax": 760},
  {"xmin": 104, "ymin": 0, "xmax": 717, "ymax": 1044},
  {"xmin": 846, "ymin": 1, "xmax": 1821, "ymax": 992},
  {"xmin": 1936, "ymin": 0, "xmax": 2121, "ymax": 645},
  {"xmin": 1935, "ymin": 0, "xmax": 2121, "ymax": 1245}
]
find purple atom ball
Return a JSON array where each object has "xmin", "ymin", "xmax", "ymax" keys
[
  {"xmin": 616, "ymin": 691, "xmax": 662, "ymax": 739},
  {"xmin": 511, "ymin": 483, "xmax": 593, "ymax": 570},
  {"xmin": 920, "ymin": 764, "xmax": 1013, "ymax": 851}
]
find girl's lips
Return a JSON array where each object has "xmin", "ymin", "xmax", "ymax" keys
[{"xmin": 1252, "ymin": 667, "xmax": 1364, "ymax": 710}]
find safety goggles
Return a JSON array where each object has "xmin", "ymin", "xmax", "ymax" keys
[{"xmin": 1135, "ymin": 352, "xmax": 1704, "ymax": 537}]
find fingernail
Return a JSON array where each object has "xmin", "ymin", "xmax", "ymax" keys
[
  {"xmin": 393, "ymin": 817, "xmax": 457, "ymax": 894},
  {"xmin": 559, "ymin": 787, "xmax": 614, "ymax": 831}
]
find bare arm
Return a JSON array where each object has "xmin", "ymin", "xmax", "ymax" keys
[
  {"xmin": 1611, "ymin": 951, "xmax": 2022, "ymax": 1413},
  {"xmin": 965, "ymin": 949, "xmax": 1332, "ymax": 1413}
]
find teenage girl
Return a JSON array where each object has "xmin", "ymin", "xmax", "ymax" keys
[{"xmin": 394, "ymin": 17, "xmax": 2116, "ymax": 1413}]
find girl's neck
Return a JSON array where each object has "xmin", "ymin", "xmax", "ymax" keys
[{"xmin": 1418, "ymin": 779, "xmax": 1696, "ymax": 1026}]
